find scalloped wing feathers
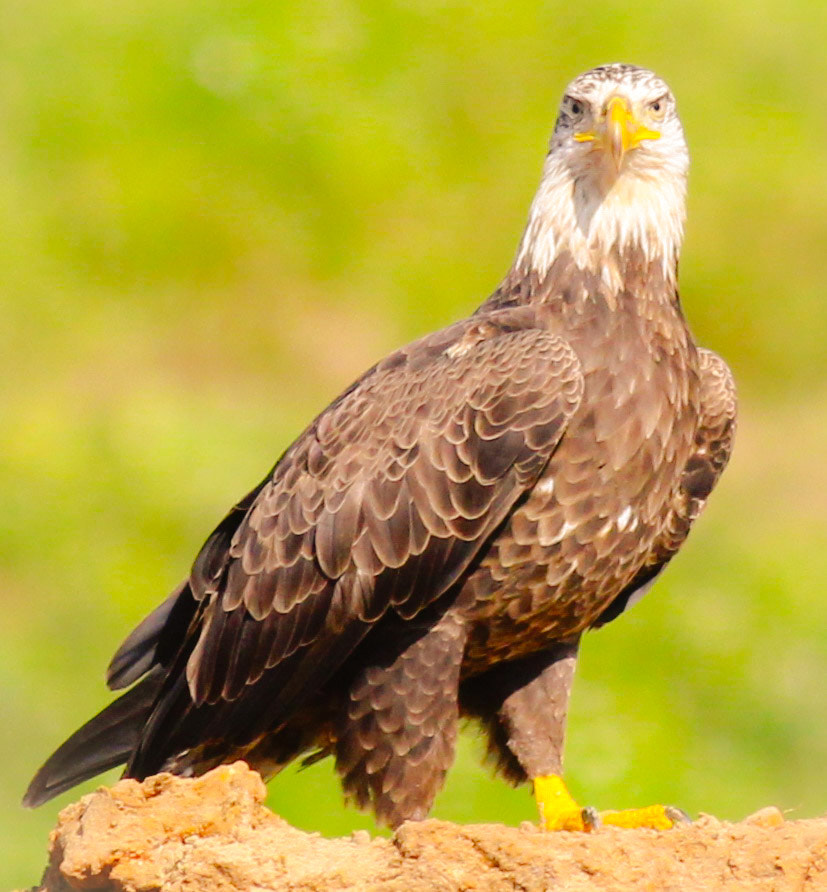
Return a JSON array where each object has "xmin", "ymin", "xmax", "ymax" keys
[{"xmin": 183, "ymin": 312, "xmax": 583, "ymax": 708}]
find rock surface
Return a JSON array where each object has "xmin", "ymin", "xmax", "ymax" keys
[{"xmin": 27, "ymin": 762, "xmax": 827, "ymax": 891}]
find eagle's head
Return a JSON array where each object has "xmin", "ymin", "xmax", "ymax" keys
[{"xmin": 515, "ymin": 64, "xmax": 689, "ymax": 291}]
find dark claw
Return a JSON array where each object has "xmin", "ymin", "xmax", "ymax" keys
[
  {"xmin": 581, "ymin": 806, "xmax": 602, "ymax": 830},
  {"xmin": 665, "ymin": 806, "xmax": 692, "ymax": 825}
]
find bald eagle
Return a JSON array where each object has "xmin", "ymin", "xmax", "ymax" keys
[{"xmin": 25, "ymin": 63, "xmax": 736, "ymax": 832}]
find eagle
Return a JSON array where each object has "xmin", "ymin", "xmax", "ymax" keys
[{"xmin": 25, "ymin": 63, "xmax": 736, "ymax": 832}]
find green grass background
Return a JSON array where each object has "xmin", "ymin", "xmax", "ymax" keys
[{"xmin": 3, "ymin": 0, "xmax": 827, "ymax": 886}]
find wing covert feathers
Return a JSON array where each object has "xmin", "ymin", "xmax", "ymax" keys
[
  {"xmin": 182, "ymin": 314, "xmax": 582, "ymax": 709},
  {"xmin": 593, "ymin": 347, "xmax": 736, "ymax": 627},
  {"xmin": 650, "ymin": 348, "xmax": 737, "ymax": 561}
]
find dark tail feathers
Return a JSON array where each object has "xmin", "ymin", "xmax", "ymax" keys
[
  {"xmin": 107, "ymin": 584, "xmax": 185, "ymax": 690},
  {"xmin": 23, "ymin": 668, "xmax": 163, "ymax": 808}
]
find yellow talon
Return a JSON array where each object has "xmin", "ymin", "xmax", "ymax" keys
[
  {"xmin": 533, "ymin": 774, "xmax": 688, "ymax": 832},
  {"xmin": 534, "ymin": 774, "xmax": 588, "ymax": 831},
  {"xmin": 600, "ymin": 804, "xmax": 678, "ymax": 830}
]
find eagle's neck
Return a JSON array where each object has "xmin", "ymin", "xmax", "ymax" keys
[{"xmin": 505, "ymin": 153, "xmax": 686, "ymax": 298}]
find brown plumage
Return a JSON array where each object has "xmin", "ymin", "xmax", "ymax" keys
[{"xmin": 24, "ymin": 63, "xmax": 736, "ymax": 829}]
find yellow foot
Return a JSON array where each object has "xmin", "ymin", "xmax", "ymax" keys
[
  {"xmin": 533, "ymin": 775, "xmax": 690, "ymax": 832},
  {"xmin": 533, "ymin": 775, "xmax": 587, "ymax": 831}
]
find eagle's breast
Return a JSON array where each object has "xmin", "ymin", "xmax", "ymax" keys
[{"xmin": 462, "ymin": 263, "xmax": 700, "ymax": 667}]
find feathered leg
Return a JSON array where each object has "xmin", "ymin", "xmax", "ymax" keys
[
  {"xmin": 496, "ymin": 640, "xmax": 578, "ymax": 780},
  {"xmin": 461, "ymin": 639, "xmax": 577, "ymax": 787},
  {"xmin": 335, "ymin": 611, "xmax": 467, "ymax": 828},
  {"xmin": 464, "ymin": 639, "xmax": 686, "ymax": 831}
]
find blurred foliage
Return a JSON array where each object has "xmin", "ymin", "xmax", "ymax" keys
[{"xmin": 2, "ymin": 0, "xmax": 827, "ymax": 887}]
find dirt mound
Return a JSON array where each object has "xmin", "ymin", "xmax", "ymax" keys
[{"xmin": 27, "ymin": 762, "xmax": 827, "ymax": 891}]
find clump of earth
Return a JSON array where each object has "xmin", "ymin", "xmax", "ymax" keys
[{"xmin": 25, "ymin": 761, "xmax": 827, "ymax": 891}]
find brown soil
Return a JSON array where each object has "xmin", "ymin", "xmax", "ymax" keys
[{"xmin": 27, "ymin": 762, "xmax": 827, "ymax": 891}]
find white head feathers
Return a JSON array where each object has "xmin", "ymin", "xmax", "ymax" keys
[{"xmin": 514, "ymin": 64, "xmax": 689, "ymax": 292}]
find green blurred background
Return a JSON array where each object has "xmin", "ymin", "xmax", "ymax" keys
[{"xmin": 3, "ymin": 0, "xmax": 827, "ymax": 886}]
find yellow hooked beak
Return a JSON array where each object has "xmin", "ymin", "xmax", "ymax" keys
[{"xmin": 574, "ymin": 96, "xmax": 660, "ymax": 169}]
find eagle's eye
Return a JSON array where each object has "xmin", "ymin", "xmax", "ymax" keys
[
  {"xmin": 649, "ymin": 97, "xmax": 667, "ymax": 119},
  {"xmin": 565, "ymin": 97, "xmax": 585, "ymax": 119}
]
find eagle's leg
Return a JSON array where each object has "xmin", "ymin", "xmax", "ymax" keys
[
  {"xmin": 460, "ymin": 640, "xmax": 581, "ymax": 827},
  {"xmin": 469, "ymin": 639, "xmax": 687, "ymax": 831},
  {"xmin": 334, "ymin": 611, "xmax": 467, "ymax": 828},
  {"xmin": 491, "ymin": 639, "xmax": 586, "ymax": 830}
]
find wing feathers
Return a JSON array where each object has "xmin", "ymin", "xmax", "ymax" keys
[{"xmin": 132, "ymin": 312, "xmax": 582, "ymax": 767}]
